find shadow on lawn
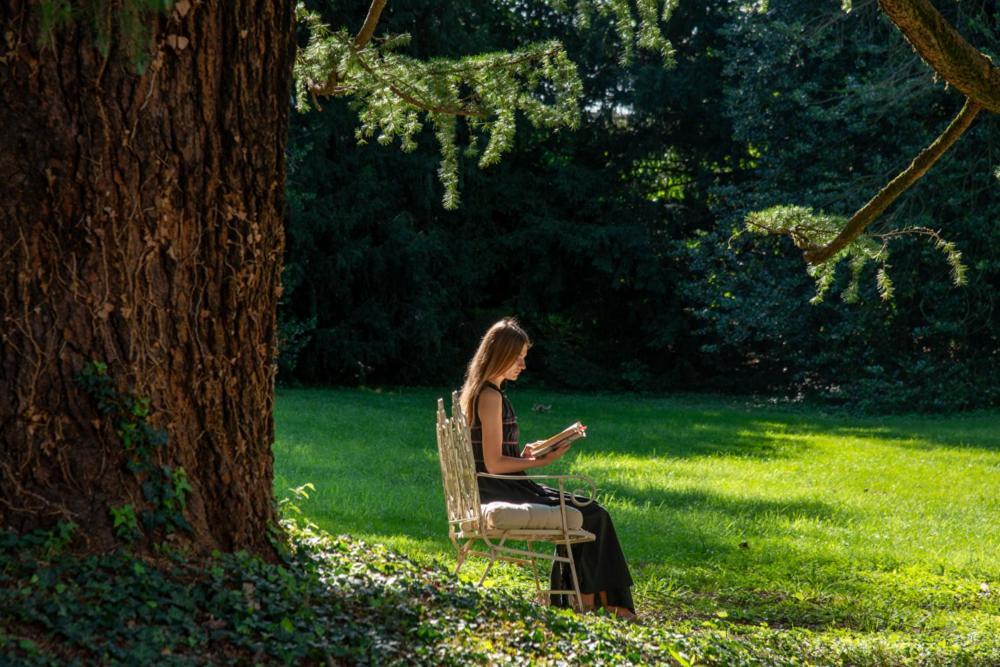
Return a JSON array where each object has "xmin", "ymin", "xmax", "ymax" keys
[
  {"xmin": 730, "ymin": 417, "xmax": 1000, "ymax": 455},
  {"xmin": 300, "ymin": 441, "xmax": 851, "ymax": 570},
  {"xmin": 591, "ymin": 408, "xmax": 1000, "ymax": 459},
  {"xmin": 542, "ymin": 412, "xmax": 821, "ymax": 461},
  {"xmin": 599, "ymin": 482, "xmax": 849, "ymax": 563}
]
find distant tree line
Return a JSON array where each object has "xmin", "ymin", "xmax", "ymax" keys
[{"xmin": 281, "ymin": 0, "xmax": 1000, "ymax": 411}]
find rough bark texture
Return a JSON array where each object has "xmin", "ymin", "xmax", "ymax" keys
[
  {"xmin": 879, "ymin": 0, "xmax": 1000, "ymax": 113},
  {"xmin": 0, "ymin": 0, "xmax": 296, "ymax": 554}
]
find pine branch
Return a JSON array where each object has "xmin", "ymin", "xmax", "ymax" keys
[
  {"xmin": 292, "ymin": 1, "xmax": 674, "ymax": 208},
  {"xmin": 354, "ymin": 0, "xmax": 388, "ymax": 50},
  {"xmin": 309, "ymin": 0, "xmax": 388, "ymax": 98},
  {"xmin": 878, "ymin": 0, "xmax": 1000, "ymax": 113},
  {"xmin": 802, "ymin": 97, "xmax": 980, "ymax": 265},
  {"xmin": 352, "ymin": 52, "xmax": 487, "ymax": 118}
]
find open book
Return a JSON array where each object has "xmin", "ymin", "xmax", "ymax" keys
[{"xmin": 530, "ymin": 422, "xmax": 587, "ymax": 457}]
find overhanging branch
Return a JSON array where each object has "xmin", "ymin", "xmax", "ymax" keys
[
  {"xmin": 354, "ymin": 0, "xmax": 389, "ymax": 50},
  {"xmin": 306, "ymin": 0, "xmax": 490, "ymax": 117},
  {"xmin": 803, "ymin": 97, "xmax": 980, "ymax": 265},
  {"xmin": 878, "ymin": 0, "xmax": 1000, "ymax": 113},
  {"xmin": 798, "ymin": 0, "xmax": 1000, "ymax": 266},
  {"xmin": 309, "ymin": 0, "xmax": 389, "ymax": 99},
  {"xmin": 352, "ymin": 52, "xmax": 487, "ymax": 118}
]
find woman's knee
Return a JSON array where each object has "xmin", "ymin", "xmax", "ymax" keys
[{"xmin": 584, "ymin": 502, "xmax": 611, "ymax": 524}]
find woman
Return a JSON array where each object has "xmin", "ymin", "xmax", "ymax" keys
[{"xmin": 459, "ymin": 317, "xmax": 635, "ymax": 618}]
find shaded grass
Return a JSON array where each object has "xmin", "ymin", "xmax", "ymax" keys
[{"xmin": 274, "ymin": 386, "xmax": 1000, "ymax": 653}]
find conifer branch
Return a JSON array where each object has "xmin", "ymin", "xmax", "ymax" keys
[
  {"xmin": 308, "ymin": 0, "xmax": 389, "ymax": 98},
  {"xmin": 745, "ymin": 0, "xmax": 992, "ymax": 301},
  {"xmin": 425, "ymin": 45, "xmax": 565, "ymax": 77},
  {"xmin": 878, "ymin": 0, "xmax": 1000, "ymax": 113},
  {"xmin": 352, "ymin": 52, "xmax": 487, "ymax": 118},
  {"xmin": 802, "ymin": 97, "xmax": 980, "ymax": 265},
  {"xmin": 354, "ymin": 0, "xmax": 388, "ymax": 50},
  {"xmin": 293, "ymin": 1, "xmax": 674, "ymax": 208}
]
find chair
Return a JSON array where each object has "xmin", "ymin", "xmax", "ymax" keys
[{"xmin": 435, "ymin": 391, "xmax": 597, "ymax": 610}]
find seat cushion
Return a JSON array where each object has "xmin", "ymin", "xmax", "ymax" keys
[{"xmin": 481, "ymin": 501, "xmax": 584, "ymax": 531}]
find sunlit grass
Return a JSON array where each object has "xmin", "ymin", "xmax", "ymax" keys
[{"xmin": 274, "ymin": 386, "xmax": 1000, "ymax": 645}]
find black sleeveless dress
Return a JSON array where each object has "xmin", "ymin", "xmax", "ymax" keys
[{"xmin": 470, "ymin": 382, "xmax": 635, "ymax": 612}]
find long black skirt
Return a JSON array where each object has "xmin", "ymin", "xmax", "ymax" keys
[{"xmin": 478, "ymin": 476, "xmax": 634, "ymax": 613}]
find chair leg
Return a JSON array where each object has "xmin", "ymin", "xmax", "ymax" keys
[
  {"xmin": 526, "ymin": 541, "xmax": 544, "ymax": 604},
  {"xmin": 459, "ymin": 534, "xmax": 592, "ymax": 612},
  {"xmin": 455, "ymin": 540, "xmax": 474, "ymax": 575},
  {"xmin": 564, "ymin": 543, "xmax": 584, "ymax": 612},
  {"xmin": 478, "ymin": 549, "xmax": 498, "ymax": 585}
]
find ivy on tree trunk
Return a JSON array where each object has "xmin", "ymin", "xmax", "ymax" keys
[{"xmin": 0, "ymin": 0, "xmax": 296, "ymax": 555}]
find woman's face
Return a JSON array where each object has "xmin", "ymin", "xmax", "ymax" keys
[{"xmin": 498, "ymin": 344, "xmax": 528, "ymax": 383}]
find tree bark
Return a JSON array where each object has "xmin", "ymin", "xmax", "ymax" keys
[
  {"xmin": 878, "ymin": 0, "xmax": 1000, "ymax": 113},
  {"xmin": 799, "ymin": 0, "xmax": 999, "ymax": 266},
  {"xmin": 0, "ymin": 0, "xmax": 296, "ymax": 554}
]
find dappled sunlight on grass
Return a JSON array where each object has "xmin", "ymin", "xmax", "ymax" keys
[{"xmin": 275, "ymin": 387, "xmax": 1000, "ymax": 640}]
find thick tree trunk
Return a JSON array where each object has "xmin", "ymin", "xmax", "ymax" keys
[{"xmin": 0, "ymin": 1, "xmax": 296, "ymax": 554}]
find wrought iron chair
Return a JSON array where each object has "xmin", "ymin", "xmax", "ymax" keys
[{"xmin": 435, "ymin": 391, "xmax": 597, "ymax": 610}]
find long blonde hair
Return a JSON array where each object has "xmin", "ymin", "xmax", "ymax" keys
[{"xmin": 460, "ymin": 318, "xmax": 532, "ymax": 421}]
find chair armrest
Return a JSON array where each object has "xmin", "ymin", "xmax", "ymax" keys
[{"xmin": 476, "ymin": 472, "xmax": 597, "ymax": 507}]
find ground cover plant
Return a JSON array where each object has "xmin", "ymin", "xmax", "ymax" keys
[
  {"xmin": 3, "ymin": 386, "xmax": 998, "ymax": 665},
  {"xmin": 2, "ymin": 519, "xmax": 723, "ymax": 666},
  {"xmin": 273, "ymin": 386, "xmax": 1000, "ymax": 664}
]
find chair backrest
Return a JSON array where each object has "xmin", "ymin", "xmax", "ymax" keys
[{"xmin": 436, "ymin": 391, "xmax": 483, "ymax": 534}]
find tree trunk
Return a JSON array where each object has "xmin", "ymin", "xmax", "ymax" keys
[{"xmin": 0, "ymin": 0, "xmax": 296, "ymax": 554}]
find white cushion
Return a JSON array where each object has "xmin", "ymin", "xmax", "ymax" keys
[{"xmin": 481, "ymin": 501, "xmax": 584, "ymax": 531}]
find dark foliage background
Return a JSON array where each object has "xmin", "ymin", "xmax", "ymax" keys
[{"xmin": 280, "ymin": 0, "xmax": 1000, "ymax": 410}]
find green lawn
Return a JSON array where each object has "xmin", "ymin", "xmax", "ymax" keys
[{"xmin": 274, "ymin": 386, "xmax": 1000, "ymax": 655}]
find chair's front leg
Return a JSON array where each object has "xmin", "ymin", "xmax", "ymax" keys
[
  {"xmin": 478, "ymin": 560, "xmax": 494, "ymax": 585},
  {"xmin": 526, "ymin": 540, "xmax": 543, "ymax": 602},
  {"xmin": 455, "ymin": 539, "xmax": 475, "ymax": 575},
  {"xmin": 565, "ymin": 543, "xmax": 584, "ymax": 612},
  {"xmin": 478, "ymin": 533, "xmax": 508, "ymax": 585}
]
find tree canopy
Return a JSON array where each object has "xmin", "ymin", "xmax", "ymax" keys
[{"xmin": 281, "ymin": 0, "xmax": 999, "ymax": 411}]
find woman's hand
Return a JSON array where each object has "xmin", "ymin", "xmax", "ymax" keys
[
  {"xmin": 524, "ymin": 440, "xmax": 572, "ymax": 467},
  {"xmin": 521, "ymin": 441, "xmax": 544, "ymax": 458}
]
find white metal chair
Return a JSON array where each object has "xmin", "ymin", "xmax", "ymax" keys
[{"xmin": 435, "ymin": 391, "xmax": 597, "ymax": 609}]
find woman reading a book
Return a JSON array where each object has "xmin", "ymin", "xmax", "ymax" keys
[{"xmin": 459, "ymin": 317, "xmax": 635, "ymax": 619}]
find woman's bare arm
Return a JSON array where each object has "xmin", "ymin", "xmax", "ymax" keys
[{"xmin": 478, "ymin": 388, "xmax": 562, "ymax": 473}]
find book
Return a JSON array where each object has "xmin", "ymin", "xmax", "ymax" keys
[{"xmin": 530, "ymin": 422, "xmax": 587, "ymax": 457}]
